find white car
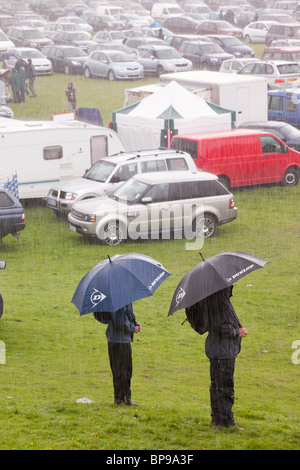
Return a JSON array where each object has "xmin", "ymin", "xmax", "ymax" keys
[
  {"xmin": 68, "ymin": 171, "xmax": 237, "ymax": 244},
  {"xmin": 219, "ymin": 57, "xmax": 259, "ymax": 73},
  {"xmin": 237, "ymin": 60, "xmax": 300, "ymax": 89},
  {"xmin": 4, "ymin": 47, "xmax": 53, "ymax": 75},
  {"xmin": 56, "ymin": 16, "xmax": 93, "ymax": 34},
  {"xmin": 0, "ymin": 29, "xmax": 15, "ymax": 53},
  {"xmin": 243, "ymin": 21, "xmax": 279, "ymax": 44}
]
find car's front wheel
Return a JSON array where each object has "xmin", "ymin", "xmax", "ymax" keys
[
  {"xmin": 282, "ymin": 167, "xmax": 299, "ymax": 186},
  {"xmin": 101, "ymin": 221, "xmax": 126, "ymax": 246},
  {"xmin": 193, "ymin": 213, "xmax": 217, "ymax": 238},
  {"xmin": 84, "ymin": 66, "xmax": 92, "ymax": 78},
  {"xmin": 108, "ymin": 69, "xmax": 116, "ymax": 81}
]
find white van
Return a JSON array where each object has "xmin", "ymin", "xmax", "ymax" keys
[
  {"xmin": 96, "ymin": 4, "xmax": 123, "ymax": 16},
  {"xmin": 151, "ymin": 3, "xmax": 184, "ymax": 22}
]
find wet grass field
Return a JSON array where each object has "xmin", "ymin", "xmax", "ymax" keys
[{"xmin": 0, "ymin": 42, "xmax": 299, "ymax": 450}]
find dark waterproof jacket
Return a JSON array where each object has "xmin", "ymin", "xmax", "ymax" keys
[
  {"xmin": 94, "ymin": 303, "xmax": 137, "ymax": 344},
  {"xmin": 65, "ymin": 82, "xmax": 76, "ymax": 103},
  {"xmin": 186, "ymin": 287, "xmax": 242, "ymax": 359}
]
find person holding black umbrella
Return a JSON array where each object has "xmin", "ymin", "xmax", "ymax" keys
[
  {"xmin": 186, "ymin": 286, "xmax": 247, "ymax": 430},
  {"xmin": 94, "ymin": 303, "xmax": 142, "ymax": 406}
]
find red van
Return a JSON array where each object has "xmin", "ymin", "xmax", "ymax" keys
[{"xmin": 170, "ymin": 129, "xmax": 300, "ymax": 188}]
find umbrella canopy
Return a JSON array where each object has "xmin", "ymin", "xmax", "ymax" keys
[
  {"xmin": 72, "ymin": 253, "xmax": 171, "ymax": 315},
  {"xmin": 168, "ymin": 251, "xmax": 268, "ymax": 316}
]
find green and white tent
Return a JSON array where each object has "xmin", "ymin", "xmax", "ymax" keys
[{"xmin": 112, "ymin": 81, "xmax": 233, "ymax": 151}]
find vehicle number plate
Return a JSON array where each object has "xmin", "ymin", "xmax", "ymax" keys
[{"xmin": 47, "ymin": 197, "xmax": 57, "ymax": 207}]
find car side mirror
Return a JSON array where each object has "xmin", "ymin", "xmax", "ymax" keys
[{"xmin": 141, "ymin": 196, "xmax": 152, "ymax": 204}]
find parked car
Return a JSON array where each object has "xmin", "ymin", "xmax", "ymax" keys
[
  {"xmin": 137, "ymin": 44, "xmax": 192, "ymax": 75},
  {"xmin": 84, "ymin": 49, "xmax": 144, "ymax": 81},
  {"xmin": 134, "ymin": 48, "xmax": 158, "ymax": 74},
  {"xmin": 162, "ymin": 15, "xmax": 201, "ymax": 34},
  {"xmin": 237, "ymin": 60, "xmax": 300, "ymax": 89},
  {"xmin": 4, "ymin": 47, "xmax": 53, "ymax": 75},
  {"xmin": 266, "ymin": 23, "xmax": 300, "ymax": 46},
  {"xmin": 31, "ymin": 0, "xmax": 65, "ymax": 21},
  {"xmin": 85, "ymin": 13, "xmax": 125, "ymax": 32},
  {"xmin": 219, "ymin": 57, "xmax": 259, "ymax": 73},
  {"xmin": 42, "ymin": 45, "xmax": 87, "ymax": 74},
  {"xmin": 123, "ymin": 37, "xmax": 166, "ymax": 49},
  {"xmin": 93, "ymin": 30, "xmax": 125, "ymax": 44},
  {"xmin": 269, "ymin": 39, "xmax": 300, "ymax": 47},
  {"xmin": 56, "ymin": 16, "xmax": 93, "ymax": 34},
  {"xmin": 7, "ymin": 26, "xmax": 53, "ymax": 50},
  {"xmin": 243, "ymin": 21, "xmax": 279, "ymax": 44},
  {"xmin": 115, "ymin": 13, "xmax": 150, "ymax": 28},
  {"xmin": 0, "ymin": 29, "xmax": 15, "ymax": 55},
  {"xmin": 0, "ymin": 15, "xmax": 21, "ymax": 34},
  {"xmin": 89, "ymin": 43, "xmax": 135, "ymax": 57},
  {"xmin": 52, "ymin": 31, "xmax": 97, "ymax": 53},
  {"xmin": 43, "ymin": 22, "xmax": 88, "ymax": 40},
  {"xmin": 67, "ymin": 170, "xmax": 237, "ymax": 244},
  {"xmin": 261, "ymin": 46, "xmax": 300, "ymax": 64},
  {"xmin": 207, "ymin": 35, "xmax": 255, "ymax": 57},
  {"xmin": 165, "ymin": 33, "xmax": 212, "ymax": 50},
  {"xmin": 47, "ymin": 148, "xmax": 197, "ymax": 217},
  {"xmin": 195, "ymin": 20, "xmax": 243, "ymax": 39},
  {"xmin": 0, "ymin": 189, "xmax": 25, "ymax": 240},
  {"xmin": 238, "ymin": 120, "xmax": 300, "ymax": 151},
  {"xmin": 267, "ymin": 88, "xmax": 300, "ymax": 128},
  {"xmin": 179, "ymin": 39, "xmax": 233, "ymax": 70}
]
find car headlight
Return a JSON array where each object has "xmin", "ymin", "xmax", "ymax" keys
[
  {"xmin": 64, "ymin": 192, "xmax": 78, "ymax": 201},
  {"xmin": 71, "ymin": 60, "xmax": 81, "ymax": 66},
  {"xmin": 82, "ymin": 213, "xmax": 96, "ymax": 222}
]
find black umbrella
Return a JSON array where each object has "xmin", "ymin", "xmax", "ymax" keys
[{"xmin": 168, "ymin": 251, "xmax": 268, "ymax": 316}]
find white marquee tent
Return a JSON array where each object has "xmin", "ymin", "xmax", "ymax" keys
[{"xmin": 112, "ymin": 81, "xmax": 232, "ymax": 150}]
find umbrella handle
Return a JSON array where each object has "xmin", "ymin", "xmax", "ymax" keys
[
  {"xmin": 199, "ymin": 252, "xmax": 205, "ymax": 261},
  {"xmin": 107, "ymin": 254, "xmax": 112, "ymax": 263}
]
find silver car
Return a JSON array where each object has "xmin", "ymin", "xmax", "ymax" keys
[
  {"xmin": 68, "ymin": 171, "xmax": 237, "ymax": 245},
  {"xmin": 47, "ymin": 149, "xmax": 197, "ymax": 217},
  {"xmin": 237, "ymin": 60, "xmax": 300, "ymax": 89}
]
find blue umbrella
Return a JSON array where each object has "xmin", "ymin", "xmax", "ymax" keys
[
  {"xmin": 147, "ymin": 22, "xmax": 163, "ymax": 28},
  {"xmin": 72, "ymin": 253, "xmax": 171, "ymax": 315}
]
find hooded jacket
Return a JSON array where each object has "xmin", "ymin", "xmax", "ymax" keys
[{"xmin": 94, "ymin": 303, "xmax": 137, "ymax": 344}]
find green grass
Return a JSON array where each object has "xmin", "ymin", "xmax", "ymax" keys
[{"xmin": 0, "ymin": 49, "xmax": 299, "ymax": 450}]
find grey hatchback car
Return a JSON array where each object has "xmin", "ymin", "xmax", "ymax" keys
[{"xmin": 68, "ymin": 171, "xmax": 237, "ymax": 245}]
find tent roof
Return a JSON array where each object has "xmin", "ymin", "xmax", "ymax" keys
[{"xmin": 126, "ymin": 81, "xmax": 219, "ymax": 119}]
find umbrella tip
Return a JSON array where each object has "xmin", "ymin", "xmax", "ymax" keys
[
  {"xmin": 199, "ymin": 252, "xmax": 205, "ymax": 261},
  {"xmin": 107, "ymin": 254, "xmax": 112, "ymax": 263}
]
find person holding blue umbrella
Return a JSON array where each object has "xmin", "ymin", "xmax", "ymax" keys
[
  {"xmin": 72, "ymin": 253, "xmax": 170, "ymax": 406},
  {"xmin": 94, "ymin": 304, "xmax": 141, "ymax": 406}
]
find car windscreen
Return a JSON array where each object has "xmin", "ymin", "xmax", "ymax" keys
[
  {"xmin": 63, "ymin": 47, "xmax": 86, "ymax": 57},
  {"xmin": 83, "ymin": 160, "xmax": 116, "ymax": 182},
  {"xmin": 281, "ymin": 123, "xmax": 300, "ymax": 138},
  {"xmin": 108, "ymin": 51, "xmax": 135, "ymax": 62},
  {"xmin": 155, "ymin": 48, "xmax": 181, "ymax": 59},
  {"xmin": 199, "ymin": 43, "xmax": 224, "ymax": 53},
  {"xmin": 110, "ymin": 178, "xmax": 148, "ymax": 203}
]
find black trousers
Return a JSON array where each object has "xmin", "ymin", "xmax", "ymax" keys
[
  {"xmin": 209, "ymin": 358, "xmax": 236, "ymax": 427},
  {"xmin": 108, "ymin": 341, "xmax": 132, "ymax": 404}
]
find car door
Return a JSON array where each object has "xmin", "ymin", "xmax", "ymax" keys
[
  {"xmin": 98, "ymin": 52, "xmax": 110, "ymax": 77},
  {"xmin": 139, "ymin": 183, "xmax": 171, "ymax": 238},
  {"xmin": 259, "ymin": 134, "xmax": 289, "ymax": 182}
]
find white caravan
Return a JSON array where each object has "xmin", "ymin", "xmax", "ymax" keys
[{"xmin": 0, "ymin": 119, "xmax": 126, "ymax": 199}]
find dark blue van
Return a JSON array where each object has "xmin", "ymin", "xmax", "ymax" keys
[{"xmin": 268, "ymin": 88, "xmax": 300, "ymax": 128}]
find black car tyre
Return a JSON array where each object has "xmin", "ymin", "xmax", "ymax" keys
[
  {"xmin": 193, "ymin": 213, "xmax": 217, "ymax": 238},
  {"xmin": 108, "ymin": 69, "xmax": 116, "ymax": 81},
  {"xmin": 282, "ymin": 167, "xmax": 299, "ymax": 186},
  {"xmin": 84, "ymin": 66, "xmax": 92, "ymax": 78}
]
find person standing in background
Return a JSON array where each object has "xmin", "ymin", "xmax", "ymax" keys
[
  {"xmin": 65, "ymin": 82, "xmax": 77, "ymax": 110},
  {"xmin": 27, "ymin": 58, "xmax": 36, "ymax": 97}
]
